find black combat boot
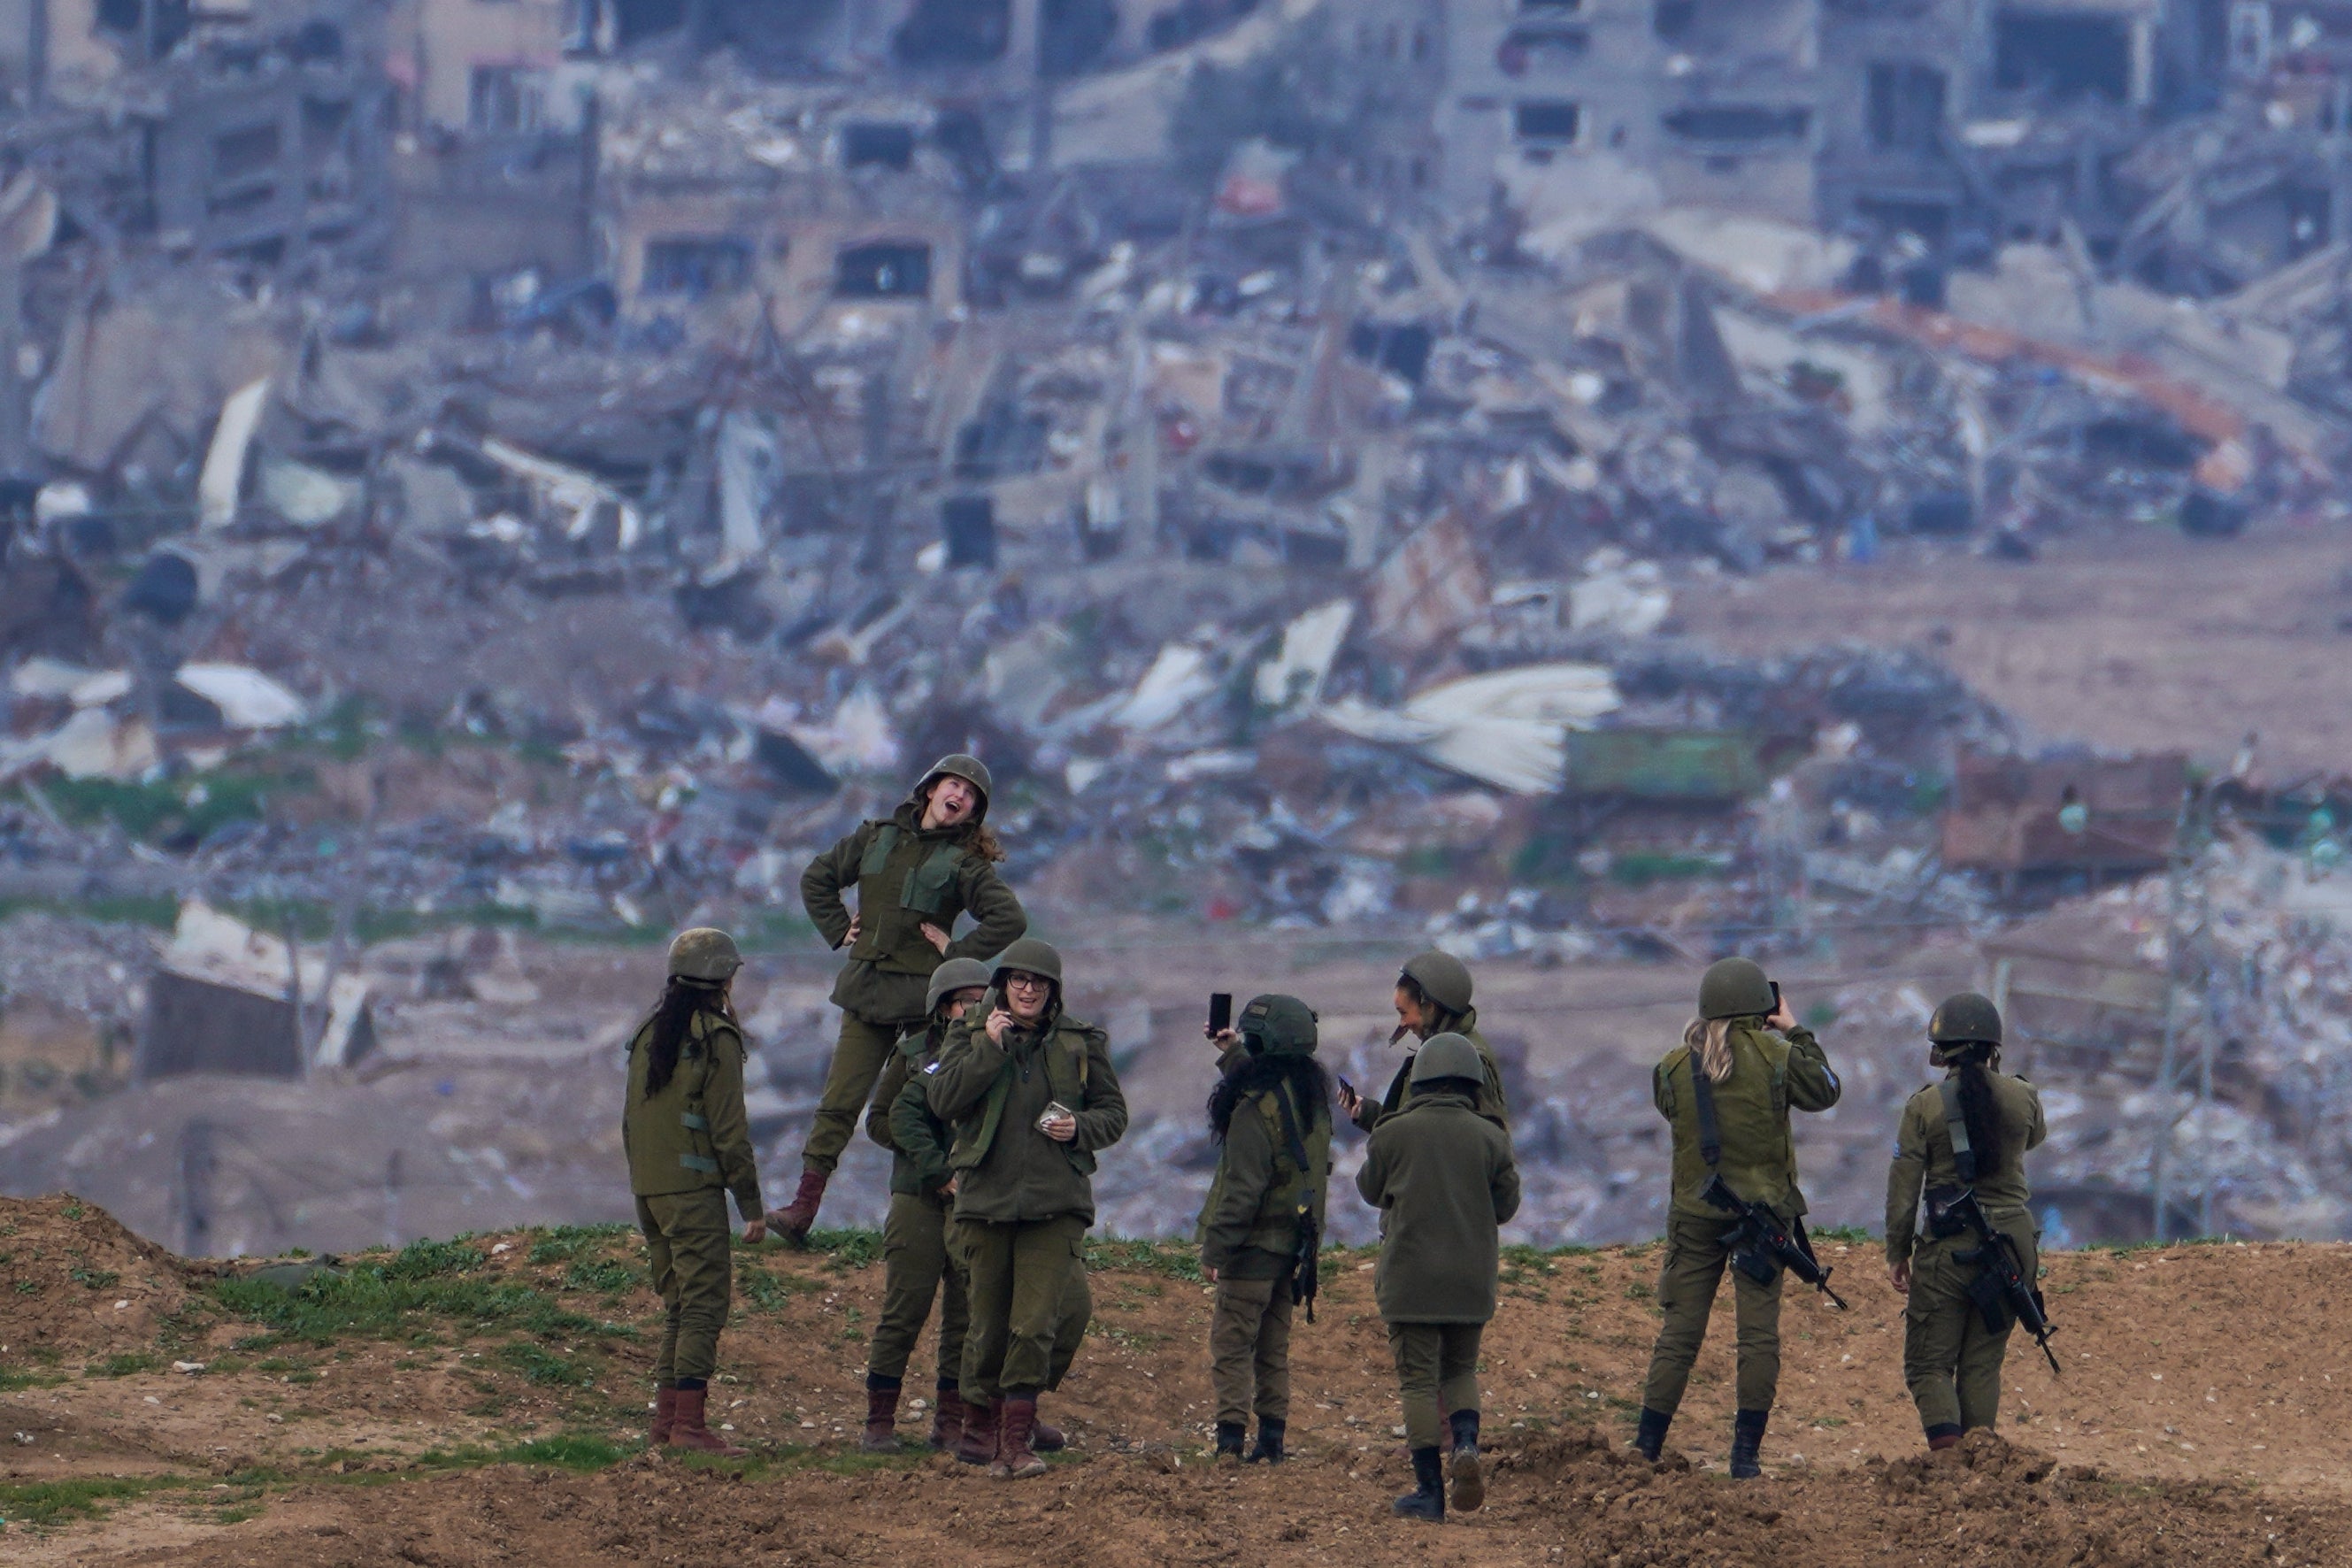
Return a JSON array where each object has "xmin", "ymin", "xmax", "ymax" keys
[
  {"xmin": 1392, "ymin": 1446, "xmax": 1445, "ymax": 1523},
  {"xmin": 1729, "ymin": 1408, "xmax": 1769, "ymax": 1480},
  {"xmin": 1633, "ymin": 1407, "xmax": 1672, "ymax": 1462},
  {"xmin": 1447, "ymin": 1410, "xmax": 1483, "ymax": 1512},
  {"xmin": 1247, "ymin": 1418, "xmax": 1286, "ymax": 1464},
  {"xmin": 1214, "ymin": 1420, "xmax": 1247, "ymax": 1465}
]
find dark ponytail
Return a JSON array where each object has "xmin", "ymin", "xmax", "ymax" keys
[
  {"xmin": 1953, "ymin": 1048, "xmax": 2005, "ymax": 1172},
  {"xmin": 642, "ymin": 978, "xmax": 732, "ymax": 1099}
]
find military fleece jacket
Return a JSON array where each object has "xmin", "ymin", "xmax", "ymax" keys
[
  {"xmin": 870, "ymin": 1020, "xmax": 955, "ymax": 1197},
  {"xmin": 1195, "ymin": 1049, "xmax": 1332, "ymax": 1280},
  {"xmin": 1350, "ymin": 1009, "xmax": 1510, "ymax": 1134},
  {"xmin": 1653, "ymin": 1022, "xmax": 1841, "ymax": 1220},
  {"xmin": 622, "ymin": 1011, "xmax": 763, "ymax": 1218},
  {"xmin": 1885, "ymin": 1069, "xmax": 2047, "ymax": 1266},
  {"xmin": 926, "ymin": 997, "xmax": 1128, "ymax": 1226},
  {"xmin": 1355, "ymin": 1088, "xmax": 1521, "ymax": 1324},
  {"xmin": 801, "ymin": 801, "xmax": 1027, "ymax": 1026}
]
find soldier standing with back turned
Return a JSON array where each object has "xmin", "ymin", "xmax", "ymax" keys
[
  {"xmin": 1887, "ymin": 992, "xmax": 2048, "ymax": 1450},
  {"xmin": 1197, "ymin": 994, "xmax": 1332, "ymax": 1465},
  {"xmin": 1632, "ymin": 958, "xmax": 1841, "ymax": 1478},
  {"xmin": 774, "ymin": 754, "xmax": 1028, "ymax": 1241}
]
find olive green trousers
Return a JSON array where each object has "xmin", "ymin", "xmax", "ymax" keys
[
  {"xmin": 1903, "ymin": 1220, "xmax": 2039, "ymax": 1435},
  {"xmin": 800, "ymin": 1012, "xmax": 906, "ymax": 1175},
  {"xmin": 636, "ymin": 1188, "xmax": 732, "ymax": 1384},
  {"xmin": 1639, "ymin": 1208, "xmax": 1784, "ymax": 1417},
  {"xmin": 957, "ymin": 1214, "xmax": 1089, "ymax": 1404},
  {"xmin": 868, "ymin": 1189, "xmax": 970, "ymax": 1387},
  {"xmin": 1387, "ymin": 1321, "xmax": 1482, "ymax": 1451},
  {"xmin": 1210, "ymin": 1275, "xmax": 1295, "ymax": 1426}
]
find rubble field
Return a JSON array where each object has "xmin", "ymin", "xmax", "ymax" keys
[{"xmin": 9, "ymin": 1196, "xmax": 2352, "ymax": 1563}]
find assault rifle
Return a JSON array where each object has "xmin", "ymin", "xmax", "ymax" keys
[
  {"xmin": 1702, "ymin": 1174, "xmax": 1849, "ymax": 1310},
  {"xmin": 1948, "ymin": 1188, "xmax": 2060, "ymax": 1376}
]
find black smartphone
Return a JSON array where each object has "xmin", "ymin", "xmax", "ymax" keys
[
  {"xmin": 1209, "ymin": 993, "xmax": 1233, "ymax": 1034},
  {"xmin": 1768, "ymin": 980, "xmax": 1782, "ymax": 1014},
  {"xmin": 1337, "ymin": 1074, "xmax": 1355, "ymax": 1096}
]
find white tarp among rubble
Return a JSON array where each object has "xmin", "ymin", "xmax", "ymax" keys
[
  {"xmin": 1320, "ymin": 663, "xmax": 1620, "ymax": 795},
  {"xmin": 480, "ymin": 437, "xmax": 644, "ymax": 550},
  {"xmin": 1111, "ymin": 643, "xmax": 1218, "ymax": 732},
  {"xmin": 716, "ymin": 411, "xmax": 778, "ymax": 568},
  {"xmin": 34, "ymin": 708, "xmax": 158, "ymax": 780},
  {"xmin": 198, "ymin": 377, "xmax": 270, "ymax": 530},
  {"xmin": 175, "ymin": 664, "xmax": 305, "ymax": 729},
  {"xmin": 786, "ymin": 688, "xmax": 900, "ymax": 776},
  {"xmin": 1567, "ymin": 551, "xmax": 1672, "ymax": 637},
  {"xmin": 12, "ymin": 658, "xmax": 130, "ymax": 707},
  {"xmin": 258, "ymin": 457, "xmax": 353, "ymax": 527},
  {"xmin": 1254, "ymin": 601, "xmax": 1352, "ymax": 711}
]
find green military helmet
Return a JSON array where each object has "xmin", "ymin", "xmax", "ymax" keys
[
  {"xmin": 1697, "ymin": 957, "xmax": 1773, "ymax": 1020},
  {"xmin": 667, "ymin": 926, "xmax": 742, "ymax": 984},
  {"xmin": 991, "ymin": 935, "xmax": 1063, "ymax": 988},
  {"xmin": 1399, "ymin": 949, "xmax": 1474, "ymax": 1015},
  {"xmin": 1239, "ymin": 993, "xmax": 1318, "ymax": 1056},
  {"xmin": 926, "ymin": 956, "xmax": 994, "ymax": 1016},
  {"xmin": 1928, "ymin": 991, "xmax": 2003, "ymax": 1064},
  {"xmin": 915, "ymin": 753, "xmax": 993, "ymax": 817},
  {"xmin": 1410, "ymin": 1032, "xmax": 1486, "ymax": 1087}
]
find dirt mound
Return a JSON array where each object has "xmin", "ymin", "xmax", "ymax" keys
[{"xmin": 0, "ymin": 1193, "xmax": 192, "ymax": 1360}]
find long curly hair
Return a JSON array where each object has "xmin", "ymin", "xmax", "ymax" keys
[
  {"xmin": 1207, "ymin": 1052, "xmax": 1332, "ymax": 1141},
  {"xmin": 642, "ymin": 977, "xmax": 734, "ymax": 1099}
]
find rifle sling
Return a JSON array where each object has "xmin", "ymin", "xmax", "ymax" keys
[
  {"xmin": 1690, "ymin": 1057, "xmax": 1725, "ymax": 1172},
  {"xmin": 1938, "ymin": 1078, "xmax": 1978, "ymax": 1183}
]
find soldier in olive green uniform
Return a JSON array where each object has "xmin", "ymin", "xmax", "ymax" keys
[
  {"xmin": 1338, "ymin": 951, "xmax": 1509, "ymax": 1134},
  {"xmin": 858, "ymin": 956, "xmax": 993, "ymax": 1452},
  {"xmin": 623, "ymin": 929, "xmax": 765, "ymax": 1456},
  {"xmin": 1196, "ymin": 994, "xmax": 1332, "ymax": 1465},
  {"xmin": 774, "ymin": 754, "xmax": 1028, "ymax": 1241},
  {"xmin": 1887, "ymin": 993, "xmax": 2048, "ymax": 1449},
  {"xmin": 926, "ymin": 936, "xmax": 1127, "ymax": 1479},
  {"xmin": 1357, "ymin": 1034, "xmax": 1521, "ymax": 1524},
  {"xmin": 1633, "ymin": 957, "xmax": 1841, "ymax": 1479}
]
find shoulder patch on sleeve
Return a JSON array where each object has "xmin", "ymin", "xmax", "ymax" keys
[{"xmin": 922, "ymin": 1060, "xmax": 942, "ymax": 1075}]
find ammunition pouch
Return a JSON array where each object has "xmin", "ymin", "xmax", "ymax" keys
[
  {"xmin": 1925, "ymin": 1184, "xmax": 1971, "ymax": 1240},
  {"xmin": 1963, "ymin": 1256, "xmax": 2016, "ymax": 1336}
]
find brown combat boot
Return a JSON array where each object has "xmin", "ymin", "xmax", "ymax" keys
[
  {"xmin": 991, "ymin": 1397, "xmax": 1048, "ymax": 1480},
  {"xmin": 649, "ymin": 1384, "xmax": 678, "ymax": 1447},
  {"xmin": 767, "ymin": 1169, "xmax": 828, "ymax": 1245},
  {"xmin": 930, "ymin": 1386, "xmax": 967, "ymax": 1451},
  {"xmin": 860, "ymin": 1384, "xmax": 899, "ymax": 1453},
  {"xmin": 667, "ymin": 1386, "xmax": 747, "ymax": 1457},
  {"xmin": 1030, "ymin": 1401, "xmax": 1065, "ymax": 1452},
  {"xmin": 956, "ymin": 1397, "xmax": 999, "ymax": 1465}
]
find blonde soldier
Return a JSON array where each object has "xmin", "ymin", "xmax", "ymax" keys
[
  {"xmin": 623, "ymin": 929, "xmax": 765, "ymax": 1456},
  {"xmin": 1633, "ymin": 958, "xmax": 1841, "ymax": 1478},
  {"xmin": 1197, "ymin": 994, "xmax": 1333, "ymax": 1465},
  {"xmin": 775, "ymin": 755, "xmax": 1028, "ymax": 1241},
  {"xmin": 1337, "ymin": 951, "xmax": 1509, "ymax": 1134},
  {"xmin": 926, "ymin": 937, "xmax": 1128, "ymax": 1479},
  {"xmin": 857, "ymin": 956, "xmax": 993, "ymax": 1452},
  {"xmin": 1887, "ymin": 993, "xmax": 2048, "ymax": 1449}
]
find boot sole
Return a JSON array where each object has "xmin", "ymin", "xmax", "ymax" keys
[
  {"xmin": 991, "ymin": 1460, "xmax": 1049, "ymax": 1479},
  {"xmin": 1449, "ymin": 1449, "xmax": 1485, "ymax": 1512}
]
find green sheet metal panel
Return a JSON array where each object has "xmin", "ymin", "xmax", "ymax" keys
[{"xmin": 1562, "ymin": 729, "xmax": 1765, "ymax": 801}]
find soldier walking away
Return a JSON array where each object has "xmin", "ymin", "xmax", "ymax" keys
[
  {"xmin": 926, "ymin": 937, "xmax": 1128, "ymax": 1479},
  {"xmin": 859, "ymin": 955, "xmax": 993, "ymax": 1452},
  {"xmin": 1887, "ymin": 993, "xmax": 2048, "ymax": 1450},
  {"xmin": 623, "ymin": 928, "xmax": 765, "ymax": 1456},
  {"xmin": 1633, "ymin": 958, "xmax": 1841, "ymax": 1478},
  {"xmin": 1196, "ymin": 994, "xmax": 1333, "ymax": 1465},
  {"xmin": 774, "ymin": 754, "xmax": 1028, "ymax": 1242},
  {"xmin": 1355, "ymin": 1034, "xmax": 1521, "ymax": 1523},
  {"xmin": 1337, "ymin": 951, "xmax": 1509, "ymax": 1134}
]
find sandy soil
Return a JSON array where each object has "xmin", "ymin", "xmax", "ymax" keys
[
  {"xmin": 7, "ymin": 1195, "xmax": 2352, "ymax": 1564},
  {"xmin": 1703, "ymin": 526, "xmax": 2352, "ymax": 777}
]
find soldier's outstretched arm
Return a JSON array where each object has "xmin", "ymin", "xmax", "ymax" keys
[
  {"xmin": 800, "ymin": 824, "xmax": 866, "ymax": 949},
  {"xmin": 948, "ymin": 860, "xmax": 1027, "ymax": 962},
  {"xmin": 1782, "ymin": 1025, "xmax": 1842, "ymax": 1111}
]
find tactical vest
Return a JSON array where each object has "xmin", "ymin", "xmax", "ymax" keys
[
  {"xmin": 848, "ymin": 821, "xmax": 969, "ymax": 975},
  {"xmin": 624, "ymin": 1011, "xmax": 732, "ymax": 1193},
  {"xmin": 947, "ymin": 1019, "xmax": 1097, "ymax": 1175},
  {"xmin": 1205, "ymin": 1082, "xmax": 1332, "ymax": 1256},
  {"xmin": 1663, "ymin": 1024, "xmax": 1801, "ymax": 1213}
]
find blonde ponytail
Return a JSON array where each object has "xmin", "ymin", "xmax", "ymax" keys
[{"xmin": 1683, "ymin": 1016, "xmax": 1735, "ymax": 1084}]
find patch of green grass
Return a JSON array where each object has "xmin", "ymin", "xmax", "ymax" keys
[
  {"xmin": 563, "ymin": 1259, "xmax": 639, "ymax": 1295},
  {"xmin": 1623, "ymin": 1282, "xmax": 1654, "ymax": 1301},
  {"xmin": 383, "ymin": 1239, "xmax": 488, "ymax": 1280},
  {"xmin": 1082, "ymin": 1237, "xmax": 1204, "ymax": 1281},
  {"xmin": 209, "ymin": 1255, "xmax": 619, "ymax": 1349},
  {"xmin": 526, "ymin": 1225, "xmax": 632, "ymax": 1265},
  {"xmin": 1501, "ymin": 1244, "xmax": 1559, "ymax": 1284},
  {"xmin": 737, "ymin": 1264, "xmax": 814, "ymax": 1313},
  {"xmin": 1811, "ymin": 1226, "xmax": 1873, "ymax": 1245},
  {"xmin": 0, "ymin": 1368, "xmax": 65, "ymax": 1391},
  {"xmin": 42, "ymin": 771, "xmax": 294, "ymax": 846},
  {"xmin": 803, "ymin": 1228, "xmax": 884, "ymax": 1269},
  {"xmin": 418, "ymin": 1433, "xmax": 628, "ymax": 1472},
  {"xmin": 0, "ymin": 1474, "xmax": 175, "ymax": 1528},
  {"xmin": 68, "ymin": 1266, "xmax": 119, "ymax": 1291},
  {"xmin": 494, "ymin": 1341, "xmax": 596, "ymax": 1388},
  {"xmin": 84, "ymin": 1352, "xmax": 159, "ymax": 1379}
]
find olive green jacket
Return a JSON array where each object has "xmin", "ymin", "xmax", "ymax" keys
[
  {"xmin": 801, "ymin": 801, "xmax": 1027, "ymax": 1026},
  {"xmin": 926, "ymin": 995, "xmax": 1128, "ymax": 1226},
  {"xmin": 1886, "ymin": 1069, "xmax": 2047, "ymax": 1266},
  {"xmin": 871, "ymin": 1019, "xmax": 955, "ymax": 1198},
  {"xmin": 621, "ymin": 1011, "xmax": 763, "ymax": 1218},
  {"xmin": 1195, "ymin": 1050, "xmax": 1332, "ymax": 1280},
  {"xmin": 1355, "ymin": 1088, "xmax": 1521, "ymax": 1324},
  {"xmin": 1350, "ymin": 1009, "xmax": 1510, "ymax": 1134},
  {"xmin": 1653, "ymin": 1022, "xmax": 1841, "ymax": 1220}
]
